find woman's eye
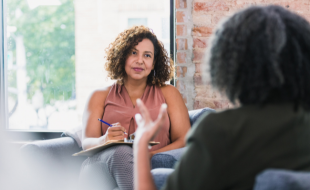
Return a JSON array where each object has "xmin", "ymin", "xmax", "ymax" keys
[
  {"xmin": 132, "ymin": 51, "xmax": 137, "ymax": 55},
  {"xmin": 145, "ymin": 54, "xmax": 151, "ymax": 58}
]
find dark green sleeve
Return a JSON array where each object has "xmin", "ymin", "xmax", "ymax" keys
[{"xmin": 161, "ymin": 114, "xmax": 229, "ymax": 190}]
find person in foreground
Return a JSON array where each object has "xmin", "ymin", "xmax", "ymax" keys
[
  {"xmin": 79, "ymin": 25, "xmax": 190, "ymax": 190},
  {"xmin": 134, "ymin": 5, "xmax": 310, "ymax": 190}
]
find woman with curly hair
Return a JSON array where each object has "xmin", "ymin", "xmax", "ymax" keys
[
  {"xmin": 79, "ymin": 26, "xmax": 190, "ymax": 190},
  {"xmin": 134, "ymin": 5, "xmax": 310, "ymax": 190}
]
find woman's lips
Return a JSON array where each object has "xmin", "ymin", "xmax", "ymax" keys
[{"xmin": 133, "ymin": 68, "xmax": 144, "ymax": 72}]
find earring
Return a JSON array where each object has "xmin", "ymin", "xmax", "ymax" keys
[{"xmin": 152, "ymin": 70, "xmax": 156, "ymax": 85}]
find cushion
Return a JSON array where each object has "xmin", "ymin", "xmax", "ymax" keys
[
  {"xmin": 61, "ymin": 125, "xmax": 82, "ymax": 147},
  {"xmin": 188, "ymin": 107, "xmax": 215, "ymax": 126},
  {"xmin": 151, "ymin": 147, "xmax": 187, "ymax": 169},
  {"xmin": 61, "ymin": 108, "xmax": 215, "ymax": 147},
  {"xmin": 254, "ymin": 169, "xmax": 310, "ymax": 190},
  {"xmin": 151, "ymin": 168, "xmax": 174, "ymax": 190}
]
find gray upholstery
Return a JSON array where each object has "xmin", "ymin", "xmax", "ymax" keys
[
  {"xmin": 20, "ymin": 107, "xmax": 310, "ymax": 190},
  {"xmin": 151, "ymin": 108, "xmax": 215, "ymax": 169},
  {"xmin": 20, "ymin": 137, "xmax": 86, "ymax": 190},
  {"xmin": 151, "ymin": 147, "xmax": 187, "ymax": 169},
  {"xmin": 254, "ymin": 169, "xmax": 310, "ymax": 190},
  {"xmin": 151, "ymin": 168, "xmax": 174, "ymax": 190},
  {"xmin": 188, "ymin": 107, "xmax": 215, "ymax": 126},
  {"xmin": 19, "ymin": 107, "xmax": 215, "ymax": 189}
]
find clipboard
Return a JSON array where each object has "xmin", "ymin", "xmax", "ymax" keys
[{"xmin": 72, "ymin": 140, "xmax": 159, "ymax": 157}]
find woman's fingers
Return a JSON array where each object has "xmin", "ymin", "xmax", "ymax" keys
[
  {"xmin": 149, "ymin": 104, "xmax": 167, "ymax": 140},
  {"xmin": 108, "ymin": 126, "xmax": 123, "ymax": 132},
  {"xmin": 155, "ymin": 104, "xmax": 167, "ymax": 126},
  {"xmin": 110, "ymin": 131, "xmax": 125, "ymax": 137},
  {"xmin": 135, "ymin": 113, "xmax": 143, "ymax": 127},
  {"xmin": 136, "ymin": 99, "xmax": 151, "ymax": 124},
  {"xmin": 111, "ymin": 135, "xmax": 125, "ymax": 141}
]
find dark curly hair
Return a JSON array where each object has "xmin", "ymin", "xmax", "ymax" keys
[
  {"xmin": 104, "ymin": 25, "xmax": 174, "ymax": 86},
  {"xmin": 207, "ymin": 5, "xmax": 310, "ymax": 110}
]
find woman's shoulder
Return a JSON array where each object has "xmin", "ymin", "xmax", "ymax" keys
[
  {"xmin": 160, "ymin": 84, "xmax": 180, "ymax": 97},
  {"xmin": 86, "ymin": 85, "xmax": 114, "ymax": 107},
  {"xmin": 159, "ymin": 84, "xmax": 187, "ymax": 111}
]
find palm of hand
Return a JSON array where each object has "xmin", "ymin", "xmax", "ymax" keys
[{"xmin": 134, "ymin": 99, "xmax": 167, "ymax": 144}]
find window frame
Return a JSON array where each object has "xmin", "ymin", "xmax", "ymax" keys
[{"xmin": 0, "ymin": 0, "xmax": 175, "ymax": 141}]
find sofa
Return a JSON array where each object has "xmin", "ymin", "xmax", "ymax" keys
[
  {"xmin": 20, "ymin": 107, "xmax": 310, "ymax": 190},
  {"xmin": 20, "ymin": 108, "xmax": 214, "ymax": 190}
]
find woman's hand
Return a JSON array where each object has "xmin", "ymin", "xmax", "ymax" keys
[
  {"xmin": 134, "ymin": 99, "xmax": 167, "ymax": 146},
  {"xmin": 100, "ymin": 123, "xmax": 127, "ymax": 144}
]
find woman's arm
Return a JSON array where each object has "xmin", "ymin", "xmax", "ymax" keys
[
  {"xmin": 81, "ymin": 88, "xmax": 109, "ymax": 150},
  {"xmin": 81, "ymin": 87, "xmax": 126, "ymax": 150},
  {"xmin": 150, "ymin": 85, "xmax": 191, "ymax": 156}
]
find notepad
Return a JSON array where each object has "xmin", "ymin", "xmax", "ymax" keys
[{"xmin": 72, "ymin": 140, "xmax": 160, "ymax": 157}]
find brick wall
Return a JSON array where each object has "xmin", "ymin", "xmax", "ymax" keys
[{"xmin": 175, "ymin": 0, "xmax": 310, "ymax": 110}]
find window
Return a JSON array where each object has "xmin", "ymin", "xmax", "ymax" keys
[
  {"xmin": 1, "ymin": 0, "xmax": 174, "ymax": 137},
  {"xmin": 128, "ymin": 18, "xmax": 148, "ymax": 28}
]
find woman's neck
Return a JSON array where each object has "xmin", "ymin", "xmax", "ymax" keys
[
  {"xmin": 123, "ymin": 78, "xmax": 147, "ymax": 92},
  {"xmin": 124, "ymin": 78, "xmax": 147, "ymax": 94},
  {"xmin": 123, "ymin": 79, "xmax": 148, "ymax": 107}
]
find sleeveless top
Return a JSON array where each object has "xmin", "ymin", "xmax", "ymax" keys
[{"xmin": 102, "ymin": 83, "xmax": 171, "ymax": 151}]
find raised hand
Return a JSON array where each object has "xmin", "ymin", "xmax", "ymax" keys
[{"xmin": 134, "ymin": 99, "xmax": 167, "ymax": 145}]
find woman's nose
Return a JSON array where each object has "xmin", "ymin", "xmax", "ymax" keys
[{"xmin": 136, "ymin": 55, "xmax": 143, "ymax": 64}]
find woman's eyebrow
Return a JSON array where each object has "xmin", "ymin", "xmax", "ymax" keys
[{"xmin": 144, "ymin": 51, "xmax": 153, "ymax": 55}]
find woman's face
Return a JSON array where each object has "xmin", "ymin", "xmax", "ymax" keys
[{"xmin": 124, "ymin": 38, "xmax": 155, "ymax": 83}]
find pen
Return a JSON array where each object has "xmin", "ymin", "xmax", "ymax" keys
[
  {"xmin": 98, "ymin": 118, "xmax": 127, "ymax": 134},
  {"xmin": 98, "ymin": 118, "xmax": 113, "ymax": 127}
]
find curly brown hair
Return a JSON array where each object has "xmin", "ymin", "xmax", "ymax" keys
[{"xmin": 104, "ymin": 25, "xmax": 174, "ymax": 86}]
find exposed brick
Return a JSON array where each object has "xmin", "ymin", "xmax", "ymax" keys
[
  {"xmin": 194, "ymin": 97, "xmax": 232, "ymax": 109},
  {"xmin": 182, "ymin": 67, "xmax": 187, "ymax": 77},
  {"xmin": 176, "ymin": 66, "xmax": 181, "ymax": 77},
  {"xmin": 192, "ymin": 27, "xmax": 213, "ymax": 37},
  {"xmin": 176, "ymin": 66, "xmax": 188, "ymax": 77},
  {"xmin": 193, "ymin": 38, "xmax": 208, "ymax": 49},
  {"xmin": 213, "ymin": 99, "xmax": 233, "ymax": 109},
  {"xmin": 303, "ymin": 13, "xmax": 310, "ymax": 22},
  {"xmin": 176, "ymin": 25, "xmax": 187, "ymax": 36},
  {"xmin": 194, "ymin": 99, "xmax": 216, "ymax": 109},
  {"xmin": 176, "ymin": 38, "xmax": 188, "ymax": 50},
  {"xmin": 194, "ymin": 1, "xmax": 229, "ymax": 12},
  {"xmin": 176, "ymin": 0, "xmax": 187, "ymax": 9},
  {"xmin": 194, "ymin": 73, "xmax": 203, "ymax": 86},
  {"xmin": 177, "ymin": 52, "xmax": 186, "ymax": 64},
  {"xmin": 193, "ymin": 13, "xmax": 212, "ymax": 26},
  {"xmin": 211, "ymin": 14, "xmax": 226, "ymax": 25},
  {"xmin": 176, "ymin": 11, "xmax": 186, "ymax": 23},
  {"xmin": 176, "ymin": 80, "xmax": 186, "ymax": 92},
  {"xmin": 193, "ymin": 49, "xmax": 205, "ymax": 62},
  {"xmin": 275, "ymin": 1, "xmax": 310, "ymax": 12},
  {"xmin": 196, "ymin": 85, "xmax": 217, "ymax": 99},
  {"xmin": 195, "ymin": 63, "xmax": 201, "ymax": 73},
  {"xmin": 182, "ymin": 94, "xmax": 187, "ymax": 104}
]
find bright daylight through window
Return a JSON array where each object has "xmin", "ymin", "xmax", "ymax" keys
[{"xmin": 5, "ymin": 0, "xmax": 171, "ymax": 131}]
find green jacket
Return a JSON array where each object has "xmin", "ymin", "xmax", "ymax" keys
[{"xmin": 163, "ymin": 103, "xmax": 310, "ymax": 190}]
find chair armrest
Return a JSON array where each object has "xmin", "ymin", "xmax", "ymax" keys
[
  {"xmin": 151, "ymin": 147, "xmax": 187, "ymax": 169},
  {"xmin": 254, "ymin": 169, "xmax": 310, "ymax": 190},
  {"xmin": 20, "ymin": 137, "xmax": 86, "ymax": 190},
  {"xmin": 21, "ymin": 137, "xmax": 82, "ymax": 159},
  {"xmin": 151, "ymin": 168, "xmax": 174, "ymax": 190},
  {"xmin": 188, "ymin": 108, "xmax": 215, "ymax": 126}
]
